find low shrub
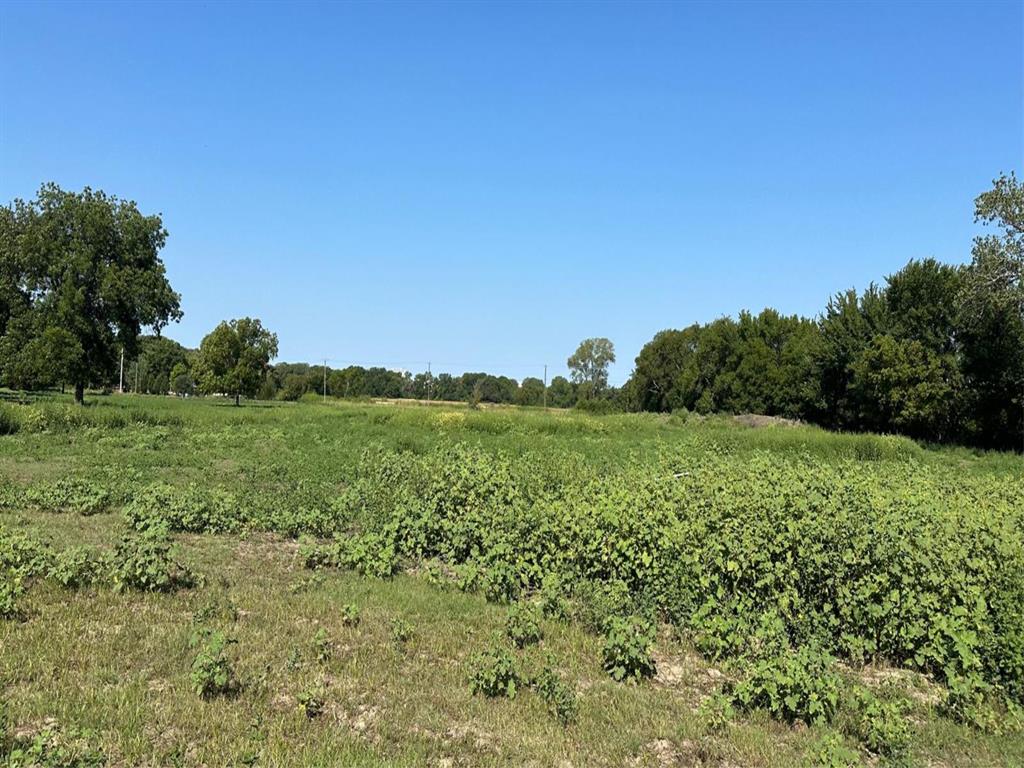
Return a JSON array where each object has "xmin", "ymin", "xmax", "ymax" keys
[
  {"xmin": 47, "ymin": 547, "xmax": 102, "ymax": 589},
  {"xmin": 124, "ymin": 483, "xmax": 240, "ymax": 533},
  {"xmin": 110, "ymin": 523, "xmax": 195, "ymax": 592},
  {"xmin": 602, "ymin": 616, "xmax": 656, "ymax": 682},
  {"xmin": 505, "ymin": 602, "xmax": 543, "ymax": 648},
  {"xmin": 0, "ymin": 572, "xmax": 23, "ymax": 620},
  {"xmin": 313, "ymin": 628, "xmax": 332, "ymax": 664},
  {"xmin": 190, "ymin": 630, "xmax": 238, "ymax": 698},
  {"xmin": 533, "ymin": 663, "xmax": 578, "ymax": 725},
  {"xmin": 468, "ymin": 641, "xmax": 520, "ymax": 698},
  {"xmin": 697, "ymin": 692, "xmax": 734, "ymax": 735},
  {"xmin": 730, "ymin": 646, "xmax": 841, "ymax": 725},
  {"xmin": 297, "ymin": 685, "xmax": 327, "ymax": 719},
  {"xmin": 390, "ymin": 618, "xmax": 413, "ymax": 644},
  {"xmin": 341, "ymin": 603, "xmax": 361, "ymax": 628},
  {"xmin": 844, "ymin": 687, "xmax": 909, "ymax": 763},
  {"xmin": 24, "ymin": 478, "xmax": 111, "ymax": 516}
]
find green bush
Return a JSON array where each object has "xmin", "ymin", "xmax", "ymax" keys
[
  {"xmin": 24, "ymin": 478, "xmax": 111, "ymax": 515},
  {"xmin": 47, "ymin": 547, "xmax": 102, "ymax": 589},
  {"xmin": 124, "ymin": 483, "xmax": 240, "ymax": 533},
  {"xmin": 697, "ymin": 692, "xmax": 734, "ymax": 735},
  {"xmin": 844, "ymin": 688, "xmax": 909, "ymax": 763},
  {"xmin": 730, "ymin": 646, "xmax": 841, "ymax": 725},
  {"xmin": 390, "ymin": 618, "xmax": 413, "ymax": 644},
  {"xmin": 0, "ymin": 572, "xmax": 23, "ymax": 620},
  {"xmin": 313, "ymin": 628, "xmax": 332, "ymax": 664},
  {"xmin": 190, "ymin": 630, "xmax": 238, "ymax": 698},
  {"xmin": 533, "ymin": 663, "xmax": 578, "ymax": 725},
  {"xmin": 505, "ymin": 602, "xmax": 543, "ymax": 648},
  {"xmin": 110, "ymin": 523, "xmax": 195, "ymax": 592},
  {"xmin": 602, "ymin": 616, "xmax": 656, "ymax": 682},
  {"xmin": 341, "ymin": 603, "xmax": 361, "ymax": 628},
  {"xmin": 0, "ymin": 404, "xmax": 21, "ymax": 435},
  {"xmin": 468, "ymin": 641, "xmax": 520, "ymax": 698}
]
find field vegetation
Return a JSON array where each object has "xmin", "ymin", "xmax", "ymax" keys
[{"xmin": 1, "ymin": 395, "xmax": 1022, "ymax": 766}]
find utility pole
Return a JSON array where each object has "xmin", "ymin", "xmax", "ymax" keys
[
  {"xmin": 323, "ymin": 359, "xmax": 327, "ymax": 403},
  {"xmin": 543, "ymin": 364, "xmax": 548, "ymax": 409},
  {"xmin": 118, "ymin": 348, "xmax": 124, "ymax": 394},
  {"xmin": 427, "ymin": 361, "xmax": 431, "ymax": 403}
]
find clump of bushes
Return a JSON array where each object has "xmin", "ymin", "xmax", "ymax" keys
[
  {"xmin": 110, "ymin": 523, "xmax": 195, "ymax": 592},
  {"xmin": 24, "ymin": 478, "xmax": 111, "ymax": 516},
  {"xmin": 602, "ymin": 616, "xmax": 656, "ymax": 682},
  {"xmin": 729, "ymin": 646, "xmax": 841, "ymax": 726},
  {"xmin": 124, "ymin": 483, "xmax": 240, "ymax": 534}
]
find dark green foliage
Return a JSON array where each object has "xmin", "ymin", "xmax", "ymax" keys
[
  {"xmin": 505, "ymin": 602, "xmax": 543, "ymax": 648},
  {"xmin": 730, "ymin": 646, "xmax": 841, "ymax": 725},
  {"xmin": 190, "ymin": 630, "xmax": 238, "ymax": 698},
  {"xmin": 110, "ymin": 523, "xmax": 194, "ymax": 592},
  {"xmin": 468, "ymin": 641, "xmax": 520, "ymax": 698},
  {"xmin": 602, "ymin": 616, "xmax": 656, "ymax": 682},
  {"xmin": 0, "ymin": 183, "xmax": 181, "ymax": 402},
  {"xmin": 625, "ymin": 175, "xmax": 1024, "ymax": 451}
]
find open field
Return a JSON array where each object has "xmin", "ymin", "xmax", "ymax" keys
[{"xmin": 1, "ymin": 395, "xmax": 1022, "ymax": 767}]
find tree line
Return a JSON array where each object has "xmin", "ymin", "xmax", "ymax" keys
[
  {"xmin": 626, "ymin": 174, "xmax": 1023, "ymax": 450},
  {"xmin": 1, "ymin": 176, "xmax": 1020, "ymax": 450}
]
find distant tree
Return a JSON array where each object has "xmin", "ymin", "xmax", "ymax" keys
[
  {"xmin": 128, "ymin": 335, "xmax": 191, "ymax": 394},
  {"xmin": 547, "ymin": 376, "xmax": 576, "ymax": 408},
  {"xmin": 959, "ymin": 172, "xmax": 1024, "ymax": 449},
  {"xmin": 194, "ymin": 318, "xmax": 278, "ymax": 406},
  {"xmin": 170, "ymin": 361, "xmax": 194, "ymax": 396},
  {"xmin": 567, "ymin": 338, "xmax": 615, "ymax": 399},
  {"xmin": 516, "ymin": 377, "xmax": 545, "ymax": 406},
  {"xmin": 0, "ymin": 184, "xmax": 181, "ymax": 402},
  {"xmin": 812, "ymin": 286, "xmax": 890, "ymax": 428},
  {"xmin": 850, "ymin": 334, "xmax": 963, "ymax": 441}
]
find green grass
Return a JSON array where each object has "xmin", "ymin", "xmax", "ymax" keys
[{"xmin": 1, "ymin": 394, "xmax": 1022, "ymax": 766}]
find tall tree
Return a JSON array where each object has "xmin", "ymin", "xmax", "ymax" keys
[
  {"xmin": 567, "ymin": 337, "xmax": 615, "ymax": 399},
  {"xmin": 959, "ymin": 172, "xmax": 1024, "ymax": 450},
  {"xmin": 194, "ymin": 318, "xmax": 278, "ymax": 406},
  {"xmin": 0, "ymin": 184, "xmax": 181, "ymax": 402}
]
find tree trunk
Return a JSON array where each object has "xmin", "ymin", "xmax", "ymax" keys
[
  {"xmin": 235, "ymin": 392, "xmax": 240, "ymax": 407},
  {"xmin": 74, "ymin": 382, "xmax": 85, "ymax": 405}
]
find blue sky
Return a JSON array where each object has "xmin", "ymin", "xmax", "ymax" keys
[{"xmin": 1, "ymin": 1, "xmax": 1021, "ymax": 385}]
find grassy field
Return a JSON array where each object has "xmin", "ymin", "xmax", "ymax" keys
[{"xmin": 1, "ymin": 395, "xmax": 1022, "ymax": 767}]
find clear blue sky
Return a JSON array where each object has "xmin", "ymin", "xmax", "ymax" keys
[{"xmin": 1, "ymin": 1, "xmax": 1021, "ymax": 385}]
